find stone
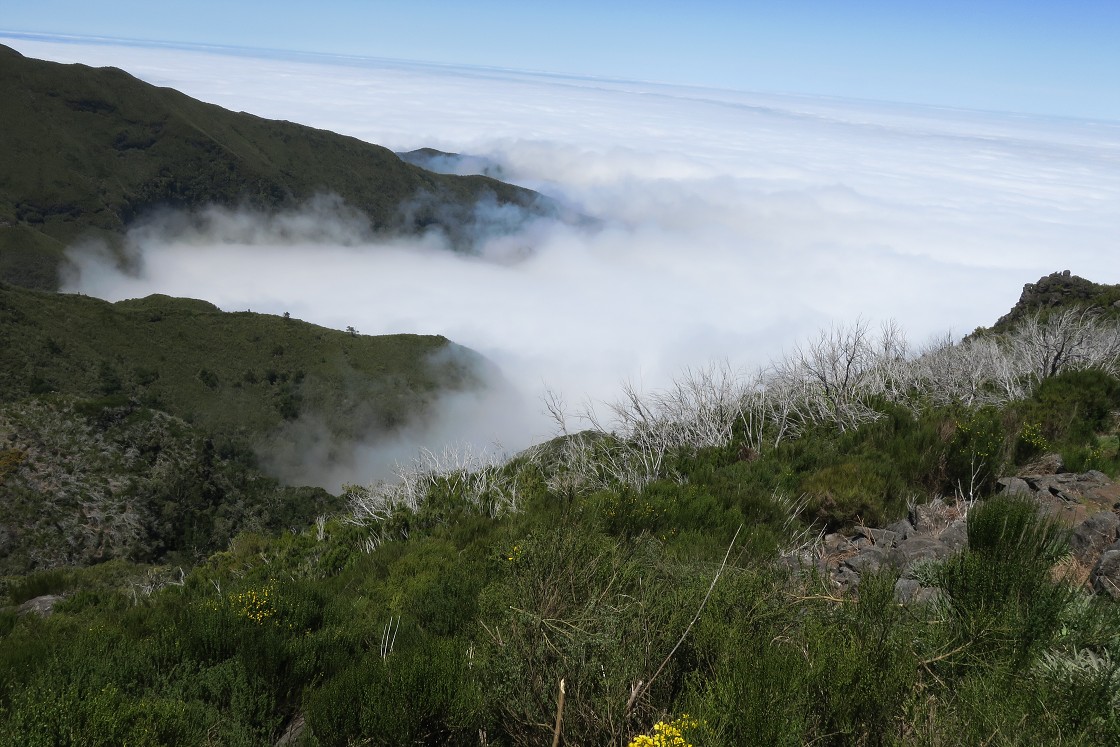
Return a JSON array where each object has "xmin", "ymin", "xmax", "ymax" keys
[
  {"xmin": 891, "ymin": 536, "xmax": 952, "ymax": 574},
  {"xmin": 884, "ymin": 519, "xmax": 913, "ymax": 541},
  {"xmin": 938, "ymin": 519, "xmax": 969, "ymax": 552},
  {"xmin": 1091, "ymin": 547, "xmax": 1120, "ymax": 600},
  {"xmin": 16, "ymin": 594, "xmax": 63, "ymax": 618},
  {"xmin": 843, "ymin": 546, "xmax": 891, "ymax": 575},
  {"xmin": 997, "ymin": 476, "xmax": 1033, "ymax": 497},
  {"xmin": 909, "ymin": 497, "xmax": 959, "ymax": 535},
  {"xmin": 832, "ymin": 566, "xmax": 861, "ymax": 590},
  {"xmin": 1071, "ymin": 511, "xmax": 1120, "ymax": 564},
  {"xmin": 893, "ymin": 578, "xmax": 921, "ymax": 603},
  {"xmin": 1018, "ymin": 452, "xmax": 1066, "ymax": 476},
  {"xmin": 867, "ymin": 528, "xmax": 899, "ymax": 547},
  {"xmin": 275, "ymin": 713, "xmax": 306, "ymax": 747},
  {"xmin": 913, "ymin": 587, "xmax": 946, "ymax": 607}
]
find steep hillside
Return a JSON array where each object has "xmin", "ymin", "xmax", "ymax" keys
[
  {"xmin": 0, "ymin": 44, "xmax": 549, "ymax": 289},
  {"xmin": 0, "ymin": 395, "xmax": 338, "ymax": 573},
  {"xmin": 990, "ymin": 270, "xmax": 1120, "ymax": 333},
  {"xmin": 0, "ymin": 283, "xmax": 483, "ymax": 446},
  {"xmin": 0, "ymin": 281, "xmax": 491, "ymax": 571},
  {"xmin": 2, "ymin": 277, "xmax": 1120, "ymax": 744}
]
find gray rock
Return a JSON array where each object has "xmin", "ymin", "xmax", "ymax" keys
[
  {"xmin": 884, "ymin": 519, "xmax": 913, "ymax": 541},
  {"xmin": 1091, "ymin": 549, "xmax": 1120, "ymax": 600},
  {"xmin": 833, "ymin": 566, "xmax": 861, "ymax": 590},
  {"xmin": 909, "ymin": 498, "xmax": 955, "ymax": 534},
  {"xmin": 843, "ymin": 546, "xmax": 892, "ymax": 575},
  {"xmin": 893, "ymin": 578, "xmax": 921, "ymax": 603},
  {"xmin": 16, "ymin": 594, "xmax": 63, "ymax": 618},
  {"xmin": 867, "ymin": 528, "xmax": 899, "ymax": 547},
  {"xmin": 275, "ymin": 713, "xmax": 306, "ymax": 747},
  {"xmin": 938, "ymin": 520, "xmax": 969, "ymax": 552},
  {"xmin": 997, "ymin": 476, "xmax": 1033, "ymax": 497},
  {"xmin": 891, "ymin": 536, "xmax": 952, "ymax": 574},
  {"xmin": 1071, "ymin": 511, "xmax": 1120, "ymax": 564},
  {"xmin": 913, "ymin": 587, "xmax": 946, "ymax": 607},
  {"xmin": 1019, "ymin": 452, "xmax": 1066, "ymax": 476}
]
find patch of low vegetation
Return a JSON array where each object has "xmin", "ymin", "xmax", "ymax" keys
[
  {"xmin": 0, "ymin": 282, "xmax": 490, "ymax": 572},
  {"xmin": 2, "ymin": 290, "xmax": 1120, "ymax": 744},
  {"xmin": 0, "ymin": 283, "xmax": 483, "ymax": 448}
]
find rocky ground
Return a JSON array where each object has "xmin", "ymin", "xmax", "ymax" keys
[{"xmin": 789, "ymin": 453, "xmax": 1120, "ymax": 601}]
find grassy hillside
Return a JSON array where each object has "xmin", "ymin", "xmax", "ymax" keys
[
  {"xmin": 0, "ymin": 281, "xmax": 488, "ymax": 573},
  {"xmin": 2, "ymin": 281, "xmax": 1119, "ymax": 744},
  {"xmin": 0, "ymin": 44, "xmax": 549, "ymax": 289},
  {"xmin": 0, "ymin": 394, "xmax": 339, "ymax": 573},
  {"xmin": 0, "ymin": 282, "xmax": 483, "ymax": 446}
]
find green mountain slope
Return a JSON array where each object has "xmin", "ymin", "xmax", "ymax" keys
[
  {"xmin": 0, "ymin": 44, "xmax": 548, "ymax": 289},
  {"xmin": 0, "ymin": 281, "xmax": 490, "ymax": 571},
  {"xmin": 0, "ymin": 283, "xmax": 482, "ymax": 446},
  {"xmin": 3, "ymin": 278, "xmax": 1120, "ymax": 745}
]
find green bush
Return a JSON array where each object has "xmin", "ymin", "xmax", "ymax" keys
[{"xmin": 934, "ymin": 495, "xmax": 1073, "ymax": 668}]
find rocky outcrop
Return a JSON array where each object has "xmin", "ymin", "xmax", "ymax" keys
[
  {"xmin": 797, "ymin": 496, "xmax": 968, "ymax": 601},
  {"xmin": 991, "ymin": 271, "xmax": 1118, "ymax": 332},
  {"xmin": 790, "ymin": 458, "xmax": 1120, "ymax": 603}
]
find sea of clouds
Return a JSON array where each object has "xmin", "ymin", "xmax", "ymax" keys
[{"xmin": 6, "ymin": 35, "xmax": 1120, "ymax": 487}]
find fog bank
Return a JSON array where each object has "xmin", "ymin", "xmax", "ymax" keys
[{"xmin": 19, "ymin": 37, "xmax": 1117, "ymax": 486}]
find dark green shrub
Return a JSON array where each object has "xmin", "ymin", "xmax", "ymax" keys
[
  {"xmin": 305, "ymin": 637, "xmax": 481, "ymax": 745},
  {"xmin": 935, "ymin": 495, "xmax": 1072, "ymax": 668},
  {"xmin": 6, "ymin": 567, "xmax": 72, "ymax": 604},
  {"xmin": 800, "ymin": 459, "xmax": 890, "ymax": 528},
  {"xmin": 1020, "ymin": 368, "xmax": 1120, "ymax": 447}
]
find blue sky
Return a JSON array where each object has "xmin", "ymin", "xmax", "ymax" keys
[{"xmin": 3, "ymin": 1, "xmax": 1118, "ymax": 120}]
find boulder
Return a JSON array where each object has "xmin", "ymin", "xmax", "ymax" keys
[
  {"xmin": 884, "ymin": 519, "xmax": 914, "ymax": 541},
  {"xmin": 909, "ymin": 498, "xmax": 956, "ymax": 535},
  {"xmin": 832, "ymin": 566, "xmax": 861, "ymax": 590},
  {"xmin": 842, "ymin": 545, "xmax": 892, "ymax": 575},
  {"xmin": 892, "ymin": 536, "xmax": 952, "ymax": 576},
  {"xmin": 893, "ymin": 578, "xmax": 921, "ymax": 603},
  {"xmin": 997, "ymin": 476, "xmax": 1033, "ymax": 497},
  {"xmin": 1018, "ymin": 452, "xmax": 1066, "ymax": 476},
  {"xmin": 16, "ymin": 594, "xmax": 62, "ymax": 618},
  {"xmin": 1024, "ymin": 471, "xmax": 1120, "ymax": 525},
  {"xmin": 1070, "ymin": 511, "xmax": 1120, "ymax": 564},
  {"xmin": 1091, "ymin": 545, "xmax": 1120, "ymax": 600},
  {"xmin": 938, "ymin": 519, "xmax": 969, "ymax": 552}
]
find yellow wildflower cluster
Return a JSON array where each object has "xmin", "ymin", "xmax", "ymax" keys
[
  {"xmin": 1019, "ymin": 422, "xmax": 1050, "ymax": 452},
  {"xmin": 230, "ymin": 586, "xmax": 276, "ymax": 625},
  {"xmin": 506, "ymin": 544, "xmax": 523, "ymax": 562},
  {"xmin": 627, "ymin": 714, "xmax": 701, "ymax": 747}
]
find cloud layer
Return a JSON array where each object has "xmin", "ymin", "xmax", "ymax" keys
[{"xmin": 12, "ymin": 37, "xmax": 1120, "ymax": 485}]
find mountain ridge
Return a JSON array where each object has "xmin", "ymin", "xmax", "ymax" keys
[{"xmin": 0, "ymin": 43, "xmax": 551, "ymax": 289}]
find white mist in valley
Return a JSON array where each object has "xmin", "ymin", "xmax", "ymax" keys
[{"xmin": 17, "ymin": 37, "xmax": 1120, "ymax": 488}]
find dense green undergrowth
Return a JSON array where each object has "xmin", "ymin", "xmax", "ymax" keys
[
  {"xmin": 2, "ymin": 363, "xmax": 1119, "ymax": 745},
  {"xmin": 3, "ymin": 287, "xmax": 1120, "ymax": 743}
]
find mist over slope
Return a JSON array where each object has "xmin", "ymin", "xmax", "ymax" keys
[
  {"xmin": 0, "ymin": 43, "xmax": 551, "ymax": 290},
  {"xmin": 7, "ymin": 36, "xmax": 1120, "ymax": 484},
  {"xmin": 0, "ymin": 282, "xmax": 511, "ymax": 488}
]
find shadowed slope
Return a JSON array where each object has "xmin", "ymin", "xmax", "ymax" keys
[{"xmin": 0, "ymin": 44, "xmax": 549, "ymax": 289}]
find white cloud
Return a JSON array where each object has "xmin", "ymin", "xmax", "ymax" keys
[{"xmin": 11, "ymin": 37, "xmax": 1120, "ymax": 486}]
